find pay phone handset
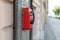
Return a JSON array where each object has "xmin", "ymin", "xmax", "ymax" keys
[{"xmin": 30, "ymin": 9, "xmax": 35, "ymax": 24}]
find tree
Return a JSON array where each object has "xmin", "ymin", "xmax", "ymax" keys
[
  {"xmin": 53, "ymin": 6, "xmax": 60, "ymax": 16},
  {"xmin": 53, "ymin": 6, "xmax": 60, "ymax": 20}
]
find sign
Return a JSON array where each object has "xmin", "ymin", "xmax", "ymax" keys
[{"xmin": 22, "ymin": 0, "xmax": 30, "ymax": 8}]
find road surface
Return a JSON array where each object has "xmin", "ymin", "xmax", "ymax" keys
[{"xmin": 44, "ymin": 16, "xmax": 60, "ymax": 40}]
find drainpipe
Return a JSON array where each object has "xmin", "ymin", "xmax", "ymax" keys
[{"xmin": 13, "ymin": 0, "xmax": 22, "ymax": 40}]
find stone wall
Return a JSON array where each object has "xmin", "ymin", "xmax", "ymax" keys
[{"xmin": 32, "ymin": 0, "xmax": 48, "ymax": 40}]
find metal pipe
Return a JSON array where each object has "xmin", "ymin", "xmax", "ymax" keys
[{"xmin": 13, "ymin": 0, "xmax": 22, "ymax": 40}]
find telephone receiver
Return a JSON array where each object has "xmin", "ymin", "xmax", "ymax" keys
[{"xmin": 30, "ymin": 11, "xmax": 35, "ymax": 24}]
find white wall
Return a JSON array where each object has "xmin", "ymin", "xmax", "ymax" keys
[{"xmin": 0, "ymin": 0, "xmax": 13, "ymax": 40}]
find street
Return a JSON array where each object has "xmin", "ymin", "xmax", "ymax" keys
[{"xmin": 44, "ymin": 16, "xmax": 60, "ymax": 40}]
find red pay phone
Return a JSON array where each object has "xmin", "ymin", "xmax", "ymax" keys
[
  {"xmin": 22, "ymin": 0, "xmax": 34, "ymax": 30},
  {"xmin": 22, "ymin": 8, "xmax": 34, "ymax": 30},
  {"xmin": 22, "ymin": 8, "xmax": 31, "ymax": 30}
]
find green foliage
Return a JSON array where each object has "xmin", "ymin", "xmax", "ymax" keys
[
  {"xmin": 55, "ymin": 16, "xmax": 60, "ymax": 20},
  {"xmin": 53, "ymin": 6, "xmax": 60, "ymax": 16}
]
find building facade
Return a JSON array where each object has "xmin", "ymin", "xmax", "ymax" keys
[
  {"xmin": 0, "ymin": 0, "xmax": 13, "ymax": 40},
  {"xmin": 0, "ymin": 0, "xmax": 48, "ymax": 40},
  {"xmin": 32, "ymin": 0, "xmax": 48, "ymax": 40}
]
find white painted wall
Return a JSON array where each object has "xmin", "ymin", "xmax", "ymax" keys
[{"xmin": 0, "ymin": 0, "xmax": 13, "ymax": 40}]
